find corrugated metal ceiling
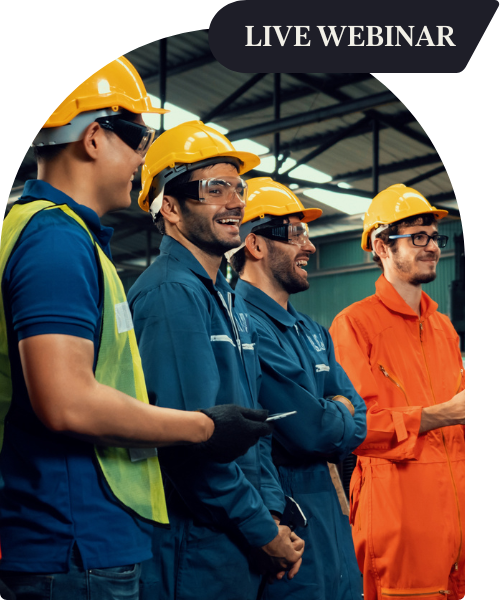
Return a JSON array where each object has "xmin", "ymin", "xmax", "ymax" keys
[{"xmin": 8, "ymin": 30, "xmax": 458, "ymax": 277}]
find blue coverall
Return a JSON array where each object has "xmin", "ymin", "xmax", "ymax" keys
[
  {"xmin": 128, "ymin": 236, "xmax": 285, "ymax": 600},
  {"xmin": 236, "ymin": 279, "xmax": 367, "ymax": 600}
]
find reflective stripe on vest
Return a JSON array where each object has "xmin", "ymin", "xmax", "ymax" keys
[{"xmin": 0, "ymin": 200, "xmax": 168, "ymax": 525}]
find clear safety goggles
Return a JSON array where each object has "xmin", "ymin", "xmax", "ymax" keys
[
  {"xmin": 169, "ymin": 177, "xmax": 248, "ymax": 206},
  {"xmin": 255, "ymin": 222, "xmax": 311, "ymax": 246},
  {"xmin": 95, "ymin": 115, "xmax": 156, "ymax": 157}
]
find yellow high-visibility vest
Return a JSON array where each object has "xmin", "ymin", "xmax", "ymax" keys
[{"xmin": 0, "ymin": 200, "xmax": 168, "ymax": 525}]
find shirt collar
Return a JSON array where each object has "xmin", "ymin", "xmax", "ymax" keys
[
  {"xmin": 235, "ymin": 279, "xmax": 298, "ymax": 327},
  {"xmin": 159, "ymin": 235, "xmax": 234, "ymax": 295},
  {"xmin": 375, "ymin": 273, "xmax": 438, "ymax": 320},
  {"xmin": 19, "ymin": 180, "xmax": 114, "ymax": 248}
]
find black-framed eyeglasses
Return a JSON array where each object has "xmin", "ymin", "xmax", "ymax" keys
[
  {"xmin": 95, "ymin": 115, "xmax": 156, "ymax": 157},
  {"xmin": 168, "ymin": 177, "xmax": 248, "ymax": 206},
  {"xmin": 388, "ymin": 233, "xmax": 449, "ymax": 248}
]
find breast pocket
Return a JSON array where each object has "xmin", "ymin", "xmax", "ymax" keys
[{"xmin": 209, "ymin": 330, "xmax": 241, "ymax": 396}]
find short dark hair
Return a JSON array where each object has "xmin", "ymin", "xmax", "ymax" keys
[
  {"xmin": 33, "ymin": 109, "xmax": 139, "ymax": 164},
  {"xmin": 34, "ymin": 142, "xmax": 70, "ymax": 162},
  {"xmin": 229, "ymin": 247, "xmax": 247, "ymax": 275},
  {"xmin": 229, "ymin": 214, "xmax": 301, "ymax": 275},
  {"xmin": 153, "ymin": 161, "xmax": 239, "ymax": 236},
  {"xmin": 153, "ymin": 170, "xmax": 192, "ymax": 235},
  {"xmin": 372, "ymin": 213, "xmax": 437, "ymax": 269}
]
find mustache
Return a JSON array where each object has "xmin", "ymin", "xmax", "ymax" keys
[{"xmin": 214, "ymin": 209, "xmax": 243, "ymax": 220}]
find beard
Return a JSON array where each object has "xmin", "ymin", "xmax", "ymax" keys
[
  {"xmin": 393, "ymin": 251, "xmax": 438, "ymax": 286},
  {"xmin": 180, "ymin": 203, "xmax": 242, "ymax": 257},
  {"xmin": 267, "ymin": 241, "xmax": 310, "ymax": 295},
  {"xmin": 409, "ymin": 271, "xmax": 437, "ymax": 285}
]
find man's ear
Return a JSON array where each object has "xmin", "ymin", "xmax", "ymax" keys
[
  {"xmin": 81, "ymin": 122, "xmax": 102, "ymax": 159},
  {"xmin": 160, "ymin": 195, "xmax": 181, "ymax": 225},
  {"xmin": 245, "ymin": 233, "xmax": 266, "ymax": 261},
  {"xmin": 373, "ymin": 237, "xmax": 390, "ymax": 259}
]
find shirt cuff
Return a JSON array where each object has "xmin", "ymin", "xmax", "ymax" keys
[
  {"xmin": 17, "ymin": 322, "xmax": 95, "ymax": 342},
  {"xmin": 237, "ymin": 503, "xmax": 279, "ymax": 547}
]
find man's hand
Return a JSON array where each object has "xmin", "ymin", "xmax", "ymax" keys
[
  {"xmin": 328, "ymin": 395, "xmax": 355, "ymax": 416},
  {"xmin": 196, "ymin": 405, "xmax": 274, "ymax": 463},
  {"xmin": 445, "ymin": 390, "xmax": 465, "ymax": 425},
  {"xmin": 259, "ymin": 524, "xmax": 304, "ymax": 579},
  {"xmin": 334, "ymin": 396, "xmax": 355, "ymax": 416},
  {"xmin": 419, "ymin": 389, "xmax": 465, "ymax": 434}
]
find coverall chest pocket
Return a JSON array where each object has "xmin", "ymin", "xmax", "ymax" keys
[{"xmin": 209, "ymin": 325, "xmax": 242, "ymax": 401}]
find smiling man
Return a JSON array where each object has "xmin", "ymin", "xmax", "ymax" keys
[
  {"xmin": 229, "ymin": 178, "xmax": 367, "ymax": 600},
  {"xmin": 0, "ymin": 62, "xmax": 279, "ymax": 600},
  {"xmin": 127, "ymin": 124, "xmax": 304, "ymax": 600},
  {"xmin": 330, "ymin": 184, "xmax": 465, "ymax": 600}
]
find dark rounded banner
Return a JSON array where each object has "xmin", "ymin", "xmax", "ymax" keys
[{"xmin": 209, "ymin": 0, "xmax": 498, "ymax": 73}]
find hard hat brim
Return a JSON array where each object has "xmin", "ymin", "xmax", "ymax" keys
[
  {"xmin": 301, "ymin": 207, "xmax": 323, "ymax": 223},
  {"xmin": 138, "ymin": 150, "xmax": 261, "ymax": 212},
  {"xmin": 361, "ymin": 207, "xmax": 449, "ymax": 251}
]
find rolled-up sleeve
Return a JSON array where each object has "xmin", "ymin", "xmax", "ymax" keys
[{"xmin": 330, "ymin": 314, "xmax": 424, "ymax": 461}]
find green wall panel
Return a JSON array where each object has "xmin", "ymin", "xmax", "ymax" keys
[
  {"xmin": 291, "ymin": 268, "xmax": 380, "ymax": 328},
  {"xmin": 117, "ymin": 220, "xmax": 463, "ymax": 332},
  {"xmin": 291, "ymin": 218, "xmax": 463, "ymax": 328},
  {"xmin": 319, "ymin": 238, "xmax": 366, "ymax": 270}
]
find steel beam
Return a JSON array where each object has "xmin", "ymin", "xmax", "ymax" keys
[
  {"xmin": 249, "ymin": 168, "xmax": 372, "ymax": 198},
  {"xmin": 395, "ymin": 108, "xmax": 500, "ymax": 124},
  {"xmin": 372, "ymin": 119, "xmax": 379, "ymax": 195},
  {"xmin": 227, "ymin": 91, "xmax": 398, "ymax": 141},
  {"xmin": 332, "ymin": 153, "xmax": 442, "ymax": 184},
  {"xmin": 376, "ymin": 113, "xmax": 434, "ymax": 150},
  {"xmin": 200, "ymin": 73, "xmax": 267, "ymax": 123},
  {"xmin": 216, "ymin": 87, "xmax": 314, "ymax": 121},
  {"xmin": 427, "ymin": 190, "xmax": 500, "ymax": 204},
  {"xmin": 143, "ymin": 52, "xmax": 216, "ymax": 83},
  {"xmin": 159, "ymin": 38, "xmax": 167, "ymax": 133},
  {"xmin": 281, "ymin": 117, "xmax": 372, "ymax": 176},
  {"xmin": 404, "ymin": 165, "xmax": 446, "ymax": 187},
  {"xmin": 263, "ymin": 111, "xmax": 416, "ymax": 155},
  {"xmin": 405, "ymin": 165, "xmax": 500, "ymax": 187},
  {"xmin": 273, "ymin": 73, "xmax": 281, "ymax": 175}
]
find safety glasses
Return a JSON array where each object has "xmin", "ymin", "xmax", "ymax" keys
[
  {"xmin": 95, "ymin": 116, "xmax": 156, "ymax": 157},
  {"xmin": 169, "ymin": 177, "xmax": 248, "ymax": 206},
  {"xmin": 388, "ymin": 233, "xmax": 448, "ymax": 248},
  {"xmin": 256, "ymin": 222, "xmax": 311, "ymax": 247}
]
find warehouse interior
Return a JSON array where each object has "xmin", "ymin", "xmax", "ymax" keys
[{"xmin": 8, "ymin": 30, "xmax": 464, "ymax": 349}]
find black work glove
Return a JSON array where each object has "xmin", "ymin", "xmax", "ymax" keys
[{"xmin": 196, "ymin": 404, "xmax": 273, "ymax": 463}]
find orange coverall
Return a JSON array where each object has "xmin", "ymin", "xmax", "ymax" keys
[{"xmin": 330, "ymin": 275, "xmax": 464, "ymax": 600}]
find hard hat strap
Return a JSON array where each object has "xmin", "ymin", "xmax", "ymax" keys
[
  {"xmin": 149, "ymin": 157, "xmax": 242, "ymax": 206},
  {"xmin": 239, "ymin": 215, "xmax": 276, "ymax": 241},
  {"xmin": 224, "ymin": 215, "xmax": 277, "ymax": 262},
  {"xmin": 370, "ymin": 223, "xmax": 389, "ymax": 254},
  {"xmin": 32, "ymin": 108, "xmax": 121, "ymax": 147}
]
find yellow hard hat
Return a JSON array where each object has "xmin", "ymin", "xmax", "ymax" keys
[
  {"xmin": 0, "ymin": 56, "xmax": 169, "ymax": 129},
  {"xmin": 242, "ymin": 177, "xmax": 323, "ymax": 226},
  {"xmin": 361, "ymin": 184, "xmax": 448, "ymax": 251},
  {"xmin": 138, "ymin": 120, "xmax": 261, "ymax": 214}
]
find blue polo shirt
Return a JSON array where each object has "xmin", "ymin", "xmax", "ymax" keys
[
  {"xmin": 127, "ymin": 236, "xmax": 282, "ymax": 547},
  {"xmin": 0, "ymin": 180, "xmax": 151, "ymax": 572}
]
